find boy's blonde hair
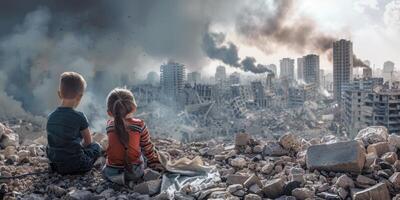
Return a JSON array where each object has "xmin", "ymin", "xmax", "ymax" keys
[{"xmin": 59, "ymin": 72, "xmax": 87, "ymax": 99}]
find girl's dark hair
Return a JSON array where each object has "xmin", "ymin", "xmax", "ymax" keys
[{"xmin": 106, "ymin": 88, "xmax": 137, "ymax": 147}]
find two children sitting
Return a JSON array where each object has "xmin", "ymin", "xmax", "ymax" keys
[{"xmin": 46, "ymin": 72, "xmax": 162, "ymax": 184}]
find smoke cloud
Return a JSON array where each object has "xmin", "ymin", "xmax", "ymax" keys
[
  {"xmin": 241, "ymin": 57, "xmax": 274, "ymax": 74},
  {"xmin": 202, "ymin": 32, "xmax": 241, "ymax": 68},
  {"xmin": 353, "ymin": 55, "xmax": 370, "ymax": 68},
  {"xmin": 0, "ymin": 1, "xmax": 241, "ymax": 129},
  {"xmin": 236, "ymin": 0, "xmax": 336, "ymax": 55}
]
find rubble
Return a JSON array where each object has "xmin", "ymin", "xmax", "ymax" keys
[
  {"xmin": 306, "ymin": 140, "xmax": 366, "ymax": 172},
  {"xmin": 2, "ymin": 120, "xmax": 400, "ymax": 200}
]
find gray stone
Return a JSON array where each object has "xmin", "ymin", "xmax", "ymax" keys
[
  {"xmin": 66, "ymin": 190, "xmax": 93, "ymax": 200},
  {"xmin": 263, "ymin": 142, "xmax": 289, "ymax": 157},
  {"xmin": 279, "ymin": 133, "xmax": 301, "ymax": 152},
  {"xmin": 260, "ymin": 162, "xmax": 274, "ymax": 174},
  {"xmin": 133, "ymin": 180, "xmax": 161, "ymax": 196},
  {"xmin": 292, "ymin": 188, "xmax": 314, "ymax": 200},
  {"xmin": 230, "ymin": 157, "xmax": 246, "ymax": 168},
  {"xmin": 356, "ymin": 175, "xmax": 376, "ymax": 186},
  {"xmin": 335, "ymin": 174, "xmax": 354, "ymax": 189},
  {"xmin": 352, "ymin": 183, "xmax": 390, "ymax": 200},
  {"xmin": 355, "ymin": 126, "xmax": 389, "ymax": 145},
  {"xmin": 143, "ymin": 169, "xmax": 161, "ymax": 181},
  {"xmin": 235, "ymin": 132, "xmax": 250, "ymax": 146},
  {"xmin": 244, "ymin": 194, "xmax": 262, "ymax": 200},
  {"xmin": 262, "ymin": 178, "xmax": 285, "ymax": 198},
  {"xmin": 226, "ymin": 174, "xmax": 250, "ymax": 185},
  {"xmin": 306, "ymin": 140, "xmax": 366, "ymax": 172},
  {"xmin": 367, "ymin": 142, "xmax": 390, "ymax": 157},
  {"xmin": 389, "ymin": 134, "xmax": 400, "ymax": 149},
  {"xmin": 389, "ymin": 172, "xmax": 400, "ymax": 189},
  {"xmin": 0, "ymin": 133, "xmax": 19, "ymax": 149}
]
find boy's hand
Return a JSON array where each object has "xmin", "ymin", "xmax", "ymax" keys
[{"xmin": 81, "ymin": 128, "xmax": 92, "ymax": 147}]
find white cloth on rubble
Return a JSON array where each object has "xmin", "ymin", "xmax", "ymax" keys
[{"xmin": 157, "ymin": 151, "xmax": 221, "ymax": 199}]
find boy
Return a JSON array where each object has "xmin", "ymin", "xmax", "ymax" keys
[{"xmin": 46, "ymin": 72, "xmax": 101, "ymax": 175}]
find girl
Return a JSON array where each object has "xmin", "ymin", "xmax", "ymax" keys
[{"xmin": 102, "ymin": 88, "xmax": 163, "ymax": 185}]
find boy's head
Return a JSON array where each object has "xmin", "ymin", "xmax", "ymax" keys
[{"xmin": 58, "ymin": 72, "xmax": 86, "ymax": 103}]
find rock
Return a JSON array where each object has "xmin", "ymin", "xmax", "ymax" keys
[
  {"xmin": 17, "ymin": 150, "xmax": 30, "ymax": 162},
  {"xmin": 66, "ymin": 190, "xmax": 93, "ymax": 200},
  {"xmin": 0, "ymin": 133, "xmax": 19, "ymax": 148},
  {"xmin": 132, "ymin": 180, "xmax": 161, "ymax": 196},
  {"xmin": 215, "ymin": 155, "xmax": 226, "ymax": 161},
  {"xmin": 283, "ymin": 181, "xmax": 301, "ymax": 196},
  {"xmin": 317, "ymin": 192, "xmax": 341, "ymax": 200},
  {"xmin": 262, "ymin": 178, "xmax": 285, "ymax": 198},
  {"xmin": 230, "ymin": 157, "xmax": 246, "ymax": 168},
  {"xmin": 3, "ymin": 146, "xmax": 17, "ymax": 159},
  {"xmin": 248, "ymin": 184, "xmax": 262, "ymax": 194},
  {"xmin": 252, "ymin": 145, "xmax": 263, "ymax": 154},
  {"xmin": 306, "ymin": 140, "xmax": 366, "ymax": 172},
  {"xmin": 143, "ymin": 169, "xmax": 161, "ymax": 181},
  {"xmin": 355, "ymin": 126, "xmax": 389, "ymax": 145},
  {"xmin": 367, "ymin": 142, "xmax": 390, "ymax": 157},
  {"xmin": 394, "ymin": 160, "xmax": 400, "ymax": 172},
  {"xmin": 337, "ymin": 187, "xmax": 348, "ymax": 199},
  {"xmin": 381, "ymin": 152, "xmax": 397, "ymax": 164},
  {"xmin": 98, "ymin": 188, "xmax": 114, "ymax": 198},
  {"xmin": 227, "ymin": 184, "xmax": 245, "ymax": 197},
  {"xmin": 263, "ymin": 142, "xmax": 289, "ymax": 157},
  {"xmin": 356, "ymin": 175, "xmax": 377, "ymax": 186},
  {"xmin": 364, "ymin": 153, "xmax": 378, "ymax": 168},
  {"xmin": 389, "ymin": 134, "xmax": 400, "ymax": 149},
  {"xmin": 243, "ymin": 174, "xmax": 262, "ymax": 189},
  {"xmin": 235, "ymin": 132, "xmax": 250, "ymax": 146},
  {"xmin": 352, "ymin": 183, "xmax": 390, "ymax": 200},
  {"xmin": 260, "ymin": 162, "xmax": 274, "ymax": 174},
  {"xmin": 226, "ymin": 174, "xmax": 250, "ymax": 185},
  {"xmin": 292, "ymin": 188, "xmax": 314, "ymax": 200},
  {"xmin": 244, "ymin": 194, "xmax": 262, "ymax": 200},
  {"xmin": 389, "ymin": 172, "xmax": 400, "ymax": 189},
  {"xmin": 279, "ymin": 133, "xmax": 301, "ymax": 152},
  {"xmin": 335, "ymin": 174, "xmax": 355, "ymax": 189},
  {"xmin": 47, "ymin": 185, "xmax": 67, "ymax": 198}
]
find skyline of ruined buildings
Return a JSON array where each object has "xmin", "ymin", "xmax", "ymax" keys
[{"xmin": 132, "ymin": 38, "xmax": 399, "ymax": 140}]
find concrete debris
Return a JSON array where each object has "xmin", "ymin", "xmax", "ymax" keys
[
  {"xmin": 2, "ymin": 121, "xmax": 400, "ymax": 200},
  {"xmin": 355, "ymin": 126, "xmax": 389, "ymax": 146},
  {"xmin": 306, "ymin": 140, "xmax": 366, "ymax": 172}
]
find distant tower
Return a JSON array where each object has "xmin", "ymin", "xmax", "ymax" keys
[
  {"xmin": 187, "ymin": 71, "xmax": 201, "ymax": 85},
  {"xmin": 303, "ymin": 54, "xmax": 320, "ymax": 86},
  {"xmin": 229, "ymin": 72, "xmax": 241, "ymax": 85},
  {"xmin": 383, "ymin": 61, "xmax": 395, "ymax": 84},
  {"xmin": 333, "ymin": 39, "xmax": 353, "ymax": 102},
  {"xmin": 297, "ymin": 57, "xmax": 304, "ymax": 81},
  {"xmin": 268, "ymin": 64, "xmax": 277, "ymax": 75},
  {"xmin": 279, "ymin": 58, "xmax": 295, "ymax": 80},
  {"xmin": 160, "ymin": 61, "xmax": 186, "ymax": 101},
  {"xmin": 215, "ymin": 66, "xmax": 227, "ymax": 83}
]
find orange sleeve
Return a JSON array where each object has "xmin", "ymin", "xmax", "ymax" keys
[{"xmin": 140, "ymin": 121, "xmax": 160, "ymax": 164}]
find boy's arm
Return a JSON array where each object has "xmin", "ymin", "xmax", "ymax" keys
[{"xmin": 81, "ymin": 128, "xmax": 92, "ymax": 147}]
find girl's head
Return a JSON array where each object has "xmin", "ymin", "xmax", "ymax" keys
[{"xmin": 106, "ymin": 88, "xmax": 137, "ymax": 145}]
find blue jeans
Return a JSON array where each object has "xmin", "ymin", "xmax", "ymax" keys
[
  {"xmin": 48, "ymin": 142, "xmax": 102, "ymax": 175},
  {"xmin": 102, "ymin": 156, "xmax": 146, "ymax": 184}
]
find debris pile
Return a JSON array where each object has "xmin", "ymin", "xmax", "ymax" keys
[{"xmin": 1, "ymin": 123, "xmax": 400, "ymax": 199}]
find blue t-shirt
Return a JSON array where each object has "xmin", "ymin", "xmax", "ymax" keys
[{"xmin": 46, "ymin": 107, "xmax": 89, "ymax": 162}]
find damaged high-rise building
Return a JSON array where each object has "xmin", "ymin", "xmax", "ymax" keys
[
  {"xmin": 160, "ymin": 61, "xmax": 186, "ymax": 105},
  {"xmin": 333, "ymin": 39, "xmax": 353, "ymax": 102},
  {"xmin": 280, "ymin": 58, "xmax": 295, "ymax": 81},
  {"xmin": 303, "ymin": 54, "xmax": 320, "ymax": 86}
]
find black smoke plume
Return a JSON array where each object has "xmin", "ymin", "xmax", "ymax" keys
[
  {"xmin": 241, "ymin": 57, "xmax": 274, "ymax": 74},
  {"xmin": 202, "ymin": 32, "xmax": 241, "ymax": 68},
  {"xmin": 353, "ymin": 55, "xmax": 369, "ymax": 68},
  {"xmin": 236, "ymin": 0, "xmax": 336, "ymax": 55}
]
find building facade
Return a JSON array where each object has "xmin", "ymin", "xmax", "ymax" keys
[
  {"xmin": 280, "ymin": 58, "xmax": 295, "ymax": 80},
  {"xmin": 303, "ymin": 54, "xmax": 320, "ymax": 86},
  {"xmin": 333, "ymin": 39, "xmax": 353, "ymax": 102},
  {"xmin": 160, "ymin": 61, "xmax": 186, "ymax": 103}
]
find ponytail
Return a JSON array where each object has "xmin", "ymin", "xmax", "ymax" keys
[
  {"xmin": 107, "ymin": 88, "xmax": 137, "ymax": 148},
  {"xmin": 113, "ymin": 100, "xmax": 129, "ymax": 147}
]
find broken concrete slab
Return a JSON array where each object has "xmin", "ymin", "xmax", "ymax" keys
[
  {"xmin": 352, "ymin": 183, "xmax": 390, "ymax": 200},
  {"xmin": 367, "ymin": 142, "xmax": 390, "ymax": 157},
  {"xmin": 306, "ymin": 140, "xmax": 366, "ymax": 172},
  {"xmin": 262, "ymin": 142, "xmax": 289, "ymax": 157},
  {"xmin": 261, "ymin": 178, "xmax": 285, "ymax": 199}
]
